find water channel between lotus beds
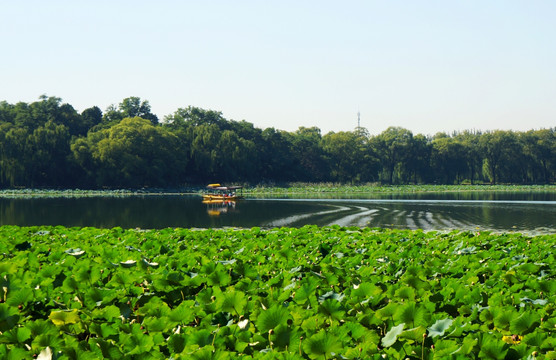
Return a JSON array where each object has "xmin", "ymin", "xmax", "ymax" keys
[{"xmin": 1, "ymin": 192, "xmax": 555, "ymax": 233}]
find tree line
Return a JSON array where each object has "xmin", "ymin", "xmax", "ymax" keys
[{"xmin": 0, "ymin": 96, "xmax": 554, "ymax": 188}]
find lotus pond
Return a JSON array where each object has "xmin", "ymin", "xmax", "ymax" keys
[{"xmin": 0, "ymin": 225, "xmax": 554, "ymax": 359}]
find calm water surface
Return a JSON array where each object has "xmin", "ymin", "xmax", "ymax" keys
[{"xmin": 0, "ymin": 192, "xmax": 555, "ymax": 232}]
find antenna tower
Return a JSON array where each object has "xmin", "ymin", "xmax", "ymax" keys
[{"xmin": 357, "ymin": 110, "xmax": 360, "ymax": 129}]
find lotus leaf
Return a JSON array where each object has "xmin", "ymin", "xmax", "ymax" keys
[
  {"xmin": 1, "ymin": 326, "xmax": 31, "ymax": 344},
  {"xmin": 478, "ymin": 333, "xmax": 508, "ymax": 360},
  {"xmin": 317, "ymin": 291, "xmax": 345, "ymax": 303},
  {"xmin": 256, "ymin": 304, "xmax": 290, "ymax": 333},
  {"xmin": 427, "ymin": 318, "xmax": 454, "ymax": 338},
  {"xmin": 218, "ymin": 290, "xmax": 246, "ymax": 315},
  {"xmin": 381, "ymin": 323, "xmax": 405, "ymax": 347},
  {"xmin": 49, "ymin": 309, "xmax": 80, "ymax": 326},
  {"xmin": 120, "ymin": 260, "xmax": 137, "ymax": 267},
  {"xmin": 303, "ymin": 330, "xmax": 342, "ymax": 360},
  {"xmin": 64, "ymin": 248, "xmax": 85, "ymax": 257},
  {"xmin": 318, "ymin": 299, "xmax": 345, "ymax": 322},
  {"xmin": 509, "ymin": 311, "xmax": 540, "ymax": 335}
]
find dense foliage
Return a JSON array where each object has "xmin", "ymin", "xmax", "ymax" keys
[
  {"xmin": 1, "ymin": 96, "xmax": 555, "ymax": 188},
  {"xmin": 0, "ymin": 225, "xmax": 554, "ymax": 359},
  {"xmin": 243, "ymin": 184, "xmax": 556, "ymax": 196}
]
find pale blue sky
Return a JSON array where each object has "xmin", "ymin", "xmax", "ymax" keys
[{"xmin": 1, "ymin": 1, "xmax": 555, "ymax": 135}]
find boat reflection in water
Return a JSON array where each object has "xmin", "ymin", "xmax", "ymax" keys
[
  {"xmin": 203, "ymin": 200, "xmax": 237, "ymax": 216},
  {"xmin": 202, "ymin": 184, "xmax": 243, "ymax": 216}
]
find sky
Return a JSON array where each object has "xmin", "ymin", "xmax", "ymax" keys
[{"xmin": 1, "ymin": 1, "xmax": 555, "ymax": 136}]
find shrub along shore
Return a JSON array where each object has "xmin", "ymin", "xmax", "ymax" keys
[{"xmin": 1, "ymin": 225, "xmax": 554, "ymax": 359}]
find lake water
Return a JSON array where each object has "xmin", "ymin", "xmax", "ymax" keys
[{"xmin": 1, "ymin": 192, "xmax": 555, "ymax": 232}]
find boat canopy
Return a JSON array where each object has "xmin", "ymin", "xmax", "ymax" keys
[{"xmin": 206, "ymin": 184, "xmax": 243, "ymax": 191}]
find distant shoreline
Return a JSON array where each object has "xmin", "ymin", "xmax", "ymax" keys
[{"xmin": 1, "ymin": 184, "xmax": 555, "ymax": 198}]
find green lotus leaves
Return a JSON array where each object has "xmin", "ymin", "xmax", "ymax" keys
[
  {"xmin": 394, "ymin": 286, "xmax": 416, "ymax": 301},
  {"xmin": 169, "ymin": 300, "xmax": 196, "ymax": 324},
  {"xmin": 393, "ymin": 301, "xmax": 430, "ymax": 328},
  {"xmin": 303, "ymin": 330, "xmax": 342, "ymax": 360},
  {"xmin": 218, "ymin": 290, "xmax": 247, "ymax": 315},
  {"xmin": 207, "ymin": 268, "xmax": 231, "ymax": 287},
  {"xmin": 0, "ymin": 303, "xmax": 20, "ymax": 332},
  {"xmin": 318, "ymin": 299, "xmax": 345, "ymax": 322},
  {"xmin": 317, "ymin": 291, "xmax": 345, "ymax": 303},
  {"xmin": 294, "ymin": 279, "xmax": 319, "ymax": 305},
  {"xmin": 256, "ymin": 304, "xmax": 290, "ymax": 333},
  {"xmin": 49, "ymin": 309, "xmax": 80, "ymax": 326},
  {"xmin": 351, "ymin": 282, "xmax": 382, "ymax": 300},
  {"xmin": 0, "ymin": 262, "xmax": 18, "ymax": 275},
  {"xmin": 119, "ymin": 323, "xmax": 155, "ymax": 355},
  {"xmin": 271, "ymin": 324, "xmax": 300, "ymax": 351},
  {"xmin": 479, "ymin": 333, "xmax": 508, "ymax": 360},
  {"xmin": 381, "ymin": 323, "xmax": 405, "ymax": 347},
  {"xmin": 509, "ymin": 311, "xmax": 541, "ymax": 335},
  {"xmin": 493, "ymin": 308, "xmax": 516, "ymax": 331},
  {"xmin": 427, "ymin": 318, "xmax": 454, "ymax": 338},
  {"xmin": 399, "ymin": 325, "xmax": 426, "ymax": 343},
  {"xmin": 1, "ymin": 326, "xmax": 31, "ymax": 344},
  {"xmin": 91, "ymin": 304, "xmax": 120, "ymax": 321},
  {"xmin": 6, "ymin": 288, "xmax": 33, "ymax": 307},
  {"xmin": 376, "ymin": 302, "xmax": 398, "ymax": 320},
  {"xmin": 0, "ymin": 225, "xmax": 553, "ymax": 359}
]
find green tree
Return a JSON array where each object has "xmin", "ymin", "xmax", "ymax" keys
[
  {"xmin": 80, "ymin": 106, "xmax": 103, "ymax": 134},
  {"xmin": 0, "ymin": 123, "xmax": 28, "ymax": 186},
  {"xmin": 164, "ymin": 106, "xmax": 227, "ymax": 128},
  {"xmin": 322, "ymin": 130, "xmax": 377, "ymax": 182},
  {"xmin": 406, "ymin": 133, "xmax": 431, "ymax": 184},
  {"xmin": 454, "ymin": 130, "xmax": 482, "ymax": 184},
  {"xmin": 290, "ymin": 127, "xmax": 328, "ymax": 181},
  {"xmin": 259, "ymin": 128, "xmax": 297, "ymax": 182},
  {"xmin": 73, "ymin": 117, "xmax": 184, "ymax": 187},
  {"xmin": 27, "ymin": 121, "xmax": 72, "ymax": 186},
  {"xmin": 521, "ymin": 129, "xmax": 556, "ymax": 183},
  {"xmin": 479, "ymin": 130, "xmax": 521, "ymax": 184},
  {"xmin": 371, "ymin": 127, "xmax": 414, "ymax": 184},
  {"xmin": 431, "ymin": 136, "xmax": 467, "ymax": 184},
  {"xmin": 119, "ymin": 97, "xmax": 159, "ymax": 125}
]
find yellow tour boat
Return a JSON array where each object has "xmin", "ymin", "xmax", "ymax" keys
[{"xmin": 202, "ymin": 184, "xmax": 244, "ymax": 203}]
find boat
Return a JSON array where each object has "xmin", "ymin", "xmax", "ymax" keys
[{"xmin": 202, "ymin": 184, "xmax": 244, "ymax": 203}]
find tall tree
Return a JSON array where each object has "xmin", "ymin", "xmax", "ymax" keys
[
  {"xmin": 322, "ymin": 130, "xmax": 377, "ymax": 183},
  {"xmin": 521, "ymin": 129, "xmax": 556, "ymax": 183},
  {"xmin": 0, "ymin": 123, "xmax": 28, "ymax": 186},
  {"xmin": 455, "ymin": 130, "xmax": 482, "ymax": 184},
  {"xmin": 431, "ymin": 136, "xmax": 467, "ymax": 184},
  {"xmin": 479, "ymin": 130, "xmax": 520, "ymax": 184},
  {"xmin": 259, "ymin": 128, "xmax": 297, "ymax": 182},
  {"xmin": 27, "ymin": 121, "xmax": 72, "ymax": 186},
  {"xmin": 73, "ymin": 117, "xmax": 184, "ymax": 187},
  {"xmin": 371, "ymin": 127, "xmax": 414, "ymax": 184},
  {"xmin": 118, "ymin": 97, "xmax": 159, "ymax": 125},
  {"xmin": 80, "ymin": 106, "xmax": 103, "ymax": 134},
  {"xmin": 164, "ymin": 106, "xmax": 227, "ymax": 128},
  {"xmin": 290, "ymin": 127, "xmax": 328, "ymax": 182}
]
